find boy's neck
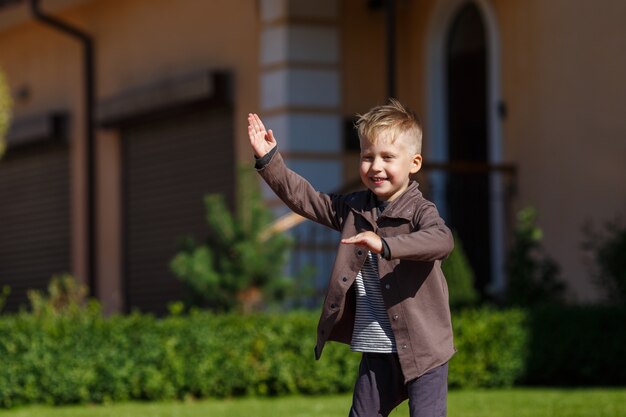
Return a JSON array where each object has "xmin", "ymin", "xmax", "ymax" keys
[{"xmin": 374, "ymin": 196, "xmax": 390, "ymax": 209}]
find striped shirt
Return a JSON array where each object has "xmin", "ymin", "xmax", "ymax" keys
[{"xmin": 350, "ymin": 251, "xmax": 397, "ymax": 353}]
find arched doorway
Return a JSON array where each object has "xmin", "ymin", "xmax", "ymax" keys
[
  {"xmin": 426, "ymin": 0, "xmax": 505, "ymax": 297},
  {"xmin": 445, "ymin": 3, "xmax": 490, "ymax": 293}
]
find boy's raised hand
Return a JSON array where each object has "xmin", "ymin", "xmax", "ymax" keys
[
  {"xmin": 341, "ymin": 231, "xmax": 383, "ymax": 254},
  {"xmin": 248, "ymin": 113, "xmax": 277, "ymax": 158}
]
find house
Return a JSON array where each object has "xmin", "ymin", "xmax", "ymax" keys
[{"xmin": 1, "ymin": 0, "xmax": 624, "ymax": 314}]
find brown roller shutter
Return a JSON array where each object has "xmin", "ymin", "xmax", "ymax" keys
[
  {"xmin": 122, "ymin": 106, "xmax": 234, "ymax": 314},
  {"xmin": 0, "ymin": 143, "xmax": 71, "ymax": 311}
]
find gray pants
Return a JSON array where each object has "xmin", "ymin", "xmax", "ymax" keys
[{"xmin": 349, "ymin": 353, "xmax": 448, "ymax": 417}]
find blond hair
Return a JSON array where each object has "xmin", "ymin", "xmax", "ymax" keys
[{"xmin": 355, "ymin": 98, "xmax": 423, "ymax": 154}]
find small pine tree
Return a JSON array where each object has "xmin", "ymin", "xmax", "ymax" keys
[{"xmin": 170, "ymin": 167, "xmax": 293, "ymax": 312}]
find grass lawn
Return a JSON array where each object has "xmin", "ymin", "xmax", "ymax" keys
[{"xmin": 0, "ymin": 389, "xmax": 624, "ymax": 417}]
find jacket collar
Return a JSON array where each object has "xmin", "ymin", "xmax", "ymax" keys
[{"xmin": 346, "ymin": 181, "xmax": 422, "ymax": 222}]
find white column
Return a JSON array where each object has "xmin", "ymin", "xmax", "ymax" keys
[{"xmin": 259, "ymin": 0, "xmax": 342, "ymax": 290}]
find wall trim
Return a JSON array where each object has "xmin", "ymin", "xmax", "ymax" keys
[
  {"xmin": 5, "ymin": 110, "xmax": 68, "ymax": 150},
  {"xmin": 97, "ymin": 70, "xmax": 232, "ymax": 128}
]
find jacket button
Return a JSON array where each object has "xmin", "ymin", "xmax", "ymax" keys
[
  {"xmin": 401, "ymin": 344, "xmax": 407, "ymax": 349},
  {"xmin": 357, "ymin": 250, "xmax": 363, "ymax": 256},
  {"xmin": 330, "ymin": 303, "xmax": 337, "ymax": 309},
  {"xmin": 393, "ymin": 315, "xmax": 398, "ymax": 320},
  {"xmin": 385, "ymin": 284, "xmax": 390, "ymax": 289},
  {"xmin": 342, "ymin": 277, "xmax": 348, "ymax": 282}
]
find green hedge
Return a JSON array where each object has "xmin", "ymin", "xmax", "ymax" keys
[
  {"xmin": 0, "ymin": 307, "xmax": 624, "ymax": 408},
  {"xmin": 523, "ymin": 306, "xmax": 626, "ymax": 386},
  {"xmin": 449, "ymin": 308, "xmax": 527, "ymax": 388},
  {"xmin": 0, "ymin": 310, "xmax": 359, "ymax": 408}
]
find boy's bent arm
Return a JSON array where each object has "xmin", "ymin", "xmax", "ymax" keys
[
  {"xmin": 257, "ymin": 150, "xmax": 343, "ymax": 232},
  {"xmin": 383, "ymin": 203, "xmax": 454, "ymax": 262}
]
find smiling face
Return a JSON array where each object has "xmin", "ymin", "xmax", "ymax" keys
[{"xmin": 359, "ymin": 132, "xmax": 422, "ymax": 202}]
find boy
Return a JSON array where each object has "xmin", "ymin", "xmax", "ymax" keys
[{"xmin": 248, "ymin": 99, "xmax": 455, "ymax": 417}]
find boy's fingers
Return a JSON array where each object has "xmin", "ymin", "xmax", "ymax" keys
[
  {"xmin": 248, "ymin": 113, "xmax": 259, "ymax": 131},
  {"xmin": 253, "ymin": 114, "xmax": 265, "ymax": 133},
  {"xmin": 267, "ymin": 129, "xmax": 276, "ymax": 144},
  {"xmin": 248, "ymin": 113, "xmax": 258, "ymax": 128},
  {"xmin": 248, "ymin": 113, "xmax": 278, "ymax": 155},
  {"xmin": 252, "ymin": 115, "xmax": 272, "ymax": 144},
  {"xmin": 255, "ymin": 114, "xmax": 265, "ymax": 128},
  {"xmin": 247, "ymin": 116, "xmax": 258, "ymax": 136},
  {"xmin": 341, "ymin": 235, "xmax": 363, "ymax": 244}
]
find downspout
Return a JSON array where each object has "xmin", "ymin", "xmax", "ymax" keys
[
  {"xmin": 30, "ymin": 0, "xmax": 97, "ymax": 297},
  {"xmin": 385, "ymin": 0, "xmax": 396, "ymax": 99}
]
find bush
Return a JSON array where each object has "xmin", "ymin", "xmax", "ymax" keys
[
  {"xmin": 0, "ymin": 309, "xmax": 361, "ymax": 408},
  {"xmin": 506, "ymin": 207, "xmax": 566, "ymax": 306},
  {"xmin": 0, "ymin": 303, "xmax": 530, "ymax": 408},
  {"xmin": 1, "ymin": 280, "xmax": 625, "ymax": 408},
  {"xmin": 582, "ymin": 216, "xmax": 626, "ymax": 305},
  {"xmin": 27, "ymin": 273, "xmax": 92, "ymax": 317},
  {"xmin": 523, "ymin": 305, "xmax": 626, "ymax": 386},
  {"xmin": 442, "ymin": 233, "xmax": 479, "ymax": 309},
  {"xmin": 449, "ymin": 308, "xmax": 527, "ymax": 388},
  {"xmin": 170, "ymin": 167, "xmax": 293, "ymax": 312}
]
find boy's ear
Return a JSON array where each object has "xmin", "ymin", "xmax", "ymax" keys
[{"xmin": 410, "ymin": 154, "xmax": 423, "ymax": 174}]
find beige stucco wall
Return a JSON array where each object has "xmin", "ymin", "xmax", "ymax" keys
[
  {"xmin": 0, "ymin": 18, "xmax": 88, "ymax": 284},
  {"xmin": 342, "ymin": 0, "xmax": 626, "ymax": 302},
  {"xmin": 78, "ymin": 0, "xmax": 260, "ymax": 161},
  {"xmin": 341, "ymin": 0, "xmax": 386, "ymax": 115},
  {"xmin": 2, "ymin": 0, "xmax": 624, "ymax": 306},
  {"xmin": 1, "ymin": 0, "xmax": 260, "ymax": 163},
  {"xmin": 340, "ymin": 0, "xmax": 429, "ymax": 187},
  {"xmin": 495, "ymin": 0, "xmax": 626, "ymax": 302},
  {"xmin": 0, "ymin": 0, "xmax": 261, "ymax": 312},
  {"xmin": 421, "ymin": 0, "xmax": 626, "ymax": 302}
]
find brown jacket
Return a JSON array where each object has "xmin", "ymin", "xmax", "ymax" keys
[{"xmin": 258, "ymin": 151, "xmax": 455, "ymax": 382}]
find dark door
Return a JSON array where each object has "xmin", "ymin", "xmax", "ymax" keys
[
  {"xmin": 122, "ymin": 106, "xmax": 235, "ymax": 314},
  {"xmin": 0, "ymin": 143, "xmax": 71, "ymax": 311},
  {"xmin": 445, "ymin": 3, "xmax": 491, "ymax": 293}
]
